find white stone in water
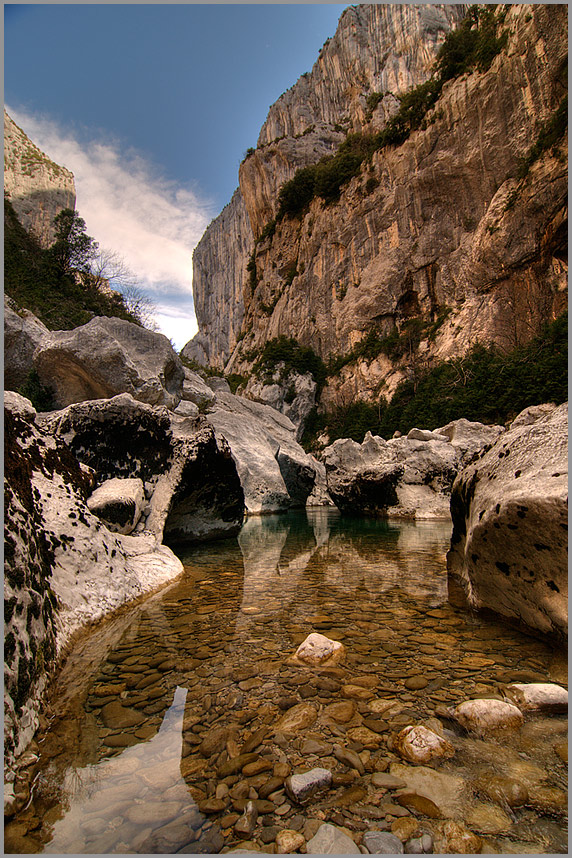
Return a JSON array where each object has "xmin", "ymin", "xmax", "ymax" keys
[
  {"xmin": 284, "ymin": 767, "xmax": 332, "ymax": 803},
  {"xmin": 451, "ymin": 698, "xmax": 524, "ymax": 735},
  {"xmin": 306, "ymin": 823, "xmax": 361, "ymax": 854},
  {"xmin": 394, "ymin": 725, "xmax": 455, "ymax": 764},
  {"xmin": 294, "ymin": 632, "xmax": 345, "ymax": 665},
  {"xmin": 504, "ymin": 682, "xmax": 568, "ymax": 713}
]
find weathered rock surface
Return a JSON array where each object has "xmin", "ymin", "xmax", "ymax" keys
[
  {"xmin": 40, "ymin": 393, "xmax": 245, "ymax": 544},
  {"xmin": 206, "ymin": 390, "xmax": 318, "ymax": 513},
  {"xmin": 305, "ymin": 822, "xmax": 360, "ymax": 854},
  {"xmin": 447, "ymin": 402, "xmax": 568, "ymax": 642},
  {"xmin": 4, "ymin": 298, "xmax": 51, "ymax": 390},
  {"xmin": 4, "ymin": 110, "xmax": 76, "ymax": 248},
  {"xmin": 187, "ymin": 5, "xmax": 567, "ymax": 417},
  {"xmin": 4, "ymin": 393, "xmax": 184, "ymax": 776},
  {"xmin": 284, "ymin": 767, "xmax": 332, "ymax": 803},
  {"xmin": 242, "ymin": 369, "xmax": 318, "ymax": 440},
  {"xmin": 504, "ymin": 683, "xmax": 568, "ymax": 714},
  {"xmin": 394, "ymin": 725, "xmax": 455, "ymax": 764},
  {"xmin": 87, "ymin": 477, "xmax": 146, "ymax": 534},
  {"xmin": 33, "ymin": 316, "xmax": 185, "ymax": 410},
  {"xmin": 183, "ymin": 189, "xmax": 253, "ymax": 369},
  {"xmin": 323, "ymin": 420, "xmax": 501, "ymax": 517}
]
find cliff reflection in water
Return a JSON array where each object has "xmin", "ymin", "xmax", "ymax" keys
[{"xmin": 234, "ymin": 509, "xmax": 451, "ymax": 634}]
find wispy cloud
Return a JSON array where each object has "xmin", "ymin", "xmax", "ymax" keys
[{"xmin": 7, "ymin": 107, "xmax": 216, "ymax": 349}]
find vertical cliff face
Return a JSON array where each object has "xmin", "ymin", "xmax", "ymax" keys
[
  {"xmin": 186, "ymin": 4, "xmax": 466, "ymax": 368},
  {"xmin": 187, "ymin": 4, "xmax": 567, "ymax": 406},
  {"xmin": 4, "ymin": 111, "xmax": 76, "ymax": 248},
  {"xmin": 182, "ymin": 190, "xmax": 253, "ymax": 368}
]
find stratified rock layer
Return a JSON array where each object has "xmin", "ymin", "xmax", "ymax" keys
[{"xmin": 447, "ymin": 402, "xmax": 568, "ymax": 642}]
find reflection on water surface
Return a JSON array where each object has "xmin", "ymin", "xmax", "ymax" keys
[{"xmin": 6, "ymin": 509, "xmax": 567, "ymax": 854}]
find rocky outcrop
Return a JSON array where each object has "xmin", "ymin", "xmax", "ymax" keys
[
  {"xmin": 447, "ymin": 402, "xmax": 568, "ymax": 643},
  {"xmin": 4, "ymin": 297, "xmax": 51, "ymax": 390},
  {"xmin": 4, "ymin": 392, "xmax": 185, "ymax": 775},
  {"xmin": 243, "ymin": 369, "xmax": 317, "ymax": 440},
  {"xmin": 323, "ymin": 419, "xmax": 503, "ymax": 518},
  {"xmin": 86, "ymin": 478, "xmax": 146, "ymax": 535},
  {"xmin": 39, "ymin": 393, "xmax": 245, "ymax": 544},
  {"xmin": 205, "ymin": 391, "xmax": 319, "ymax": 514},
  {"xmin": 187, "ymin": 6, "xmax": 465, "ymax": 369},
  {"xmin": 187, "ymin": 5, "xmax": 567, "ymax": 412},
  {"xmin": 4, "ymin": 111, "xmax": 76, "ymax": 247},
  {"xmin": 32, "ymin": 316, "xmax": 185, "ymax": 410}
]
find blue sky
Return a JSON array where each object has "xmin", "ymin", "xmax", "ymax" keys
[{"xmin": 5, "ymin": 4, "xmax": 347, "ymax": 348}]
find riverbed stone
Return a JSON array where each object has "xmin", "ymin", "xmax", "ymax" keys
[
  {"xmin": 394, "ymin": 725, "xmax": 455, "ymax": 765},
  {"xmin": 450, "ymin": 699, "xmax": 524, "ymax": 736},
  {"xmin": 472, "ymin": 774, "xmax": 528, "ymax": 808},
  {"xmin": 234, "ymin": 801, "xmax": 258, "ymax": 839},
  {"xmin": 293, "ymin": 632, "xmax": 345, "ymax": 666},
  {"xmin": 391, "ymin": 818, "xmax": 421, "ymax": 842},
  {"xmin": 274, "ymin": 703, "xmax": 318, "ymax": 734},
  {"xmin": 284, "ymin": 767, "xmax": 332, "ymax": 803},
  {"xmin": 465, "ymin": 802, "xmax": 513, "ymax": 834},
  {"xmin": 346, "ymin": 726, "xmax": 384, "ymax": 748},
  {"xmin": 306, "ymin": 823, "xmax": 360, "ymax": 854},
  {"xmin": 362, "ymin": 830, "xmax": 404, "ymax": 853},
  {"xmin": 432, "ymin": 819, "xmax": 482, "ymax": 854},
  {"xmin": 323, "ymin": 700, "xmax": 357, "ymax": 723},
  {"xmin": 394, "ymin": 792, "xmax": 442, "ymax": 818},
  {"xmin": 275, "ymin": 829, "xmax": 305, "ymax": 853},
  {"xmin": 334, "ymin": 744, "xmax": 365, "ymax": 774},
  {"xmin": 371, "ymin": 772, "xmax": 407, "ymax": 790},
  {"xmin": 218, "ymin": 753, "xmax": 260, "ymax": 777},
  {"xmin": 504, "ymin": 682, "xmax": 568, "ymax": 713},
  {"xmin": 100, "ymin": 701, "xmax": 145, "ymax": 729}
]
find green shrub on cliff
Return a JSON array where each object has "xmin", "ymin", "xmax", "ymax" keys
[
  {"xmin": 275, "ymin": 5, "xmax": 510, "ymax": 223},
  {"xmin": 303, "ymin": 313, "xmax": 567, "ymax": 449},
  {"xmin": 254, "ymin": 336, "xmax": 327, "ymax": 390},
  {"xmin": 4, "ymin": 199, "xmax": 144, "ymax": 330}
]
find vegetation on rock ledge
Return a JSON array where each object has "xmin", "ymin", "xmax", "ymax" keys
[{"xmin": 302, "ymin": 313, "xmax": 567, "ymax": 449}]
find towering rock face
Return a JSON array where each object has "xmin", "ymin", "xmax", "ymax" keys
[
  {"xmin": 4, "ymin": 111, "xmax": 76, "ymax": 248},
  {"xmin": 182, "ymin": 190, "xmax": 253, "ymax": 368},
  {"xmin": 186, "ymin": 4, "xmax": 465, "ymax": 368},
  {"xmin": 185, "ymin": 4, "xmax": 567, "ymax": 409}
]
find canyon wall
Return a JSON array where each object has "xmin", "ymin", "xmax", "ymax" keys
[
  {"xmin": 185, "ymin": 4, "xmax": 567, "ymax": 407},
  {"xmin": 4, "ymin": 111, "xmax": 76, "ymax": 248}
]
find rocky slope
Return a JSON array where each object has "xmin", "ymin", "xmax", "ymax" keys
[
  {"xmin": 4, "ymin": 111, "xmax": 76, "ymax": 247},
  {"xmin": 184, "ymin": 4, "xmax": 567, "ymax": 413}
]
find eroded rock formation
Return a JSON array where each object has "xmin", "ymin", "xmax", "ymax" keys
[
  {"xmin": 447, "ymin": 402, "xmax": 568, "ymax": 642},
  {"xmin": 32, "ymin": 316, "xmax": 186, "ymax": 410},
  {"xmin": 323, "ymin": 419, "xmax": 503, "ymax": 518}
]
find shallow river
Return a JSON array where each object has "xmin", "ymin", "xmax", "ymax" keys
[{"xmin": 6, "ymin": 509, "xmax": 567, "ymax": 854}]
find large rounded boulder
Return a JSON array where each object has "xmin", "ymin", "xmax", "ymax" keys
[
  {"xmin": 33, "ymin": 316, "xmax": 185, "ymax": 410},
  {"xmin": 447, "ymin": 403, "xmax": 567, "ymax": 643}
]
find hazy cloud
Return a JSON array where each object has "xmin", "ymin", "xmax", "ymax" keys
[{"xmin": 8, "ymin": 107, "xmax": 216, "ymax": 349}]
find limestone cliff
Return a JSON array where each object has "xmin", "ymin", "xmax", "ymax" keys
[
  {"xmin": 4, "ymin": 111, "xmax": 76, "ymax": 247},
  {"xmin": 185, "ymin": 4, "xmax": 567, "ymax": 410}
]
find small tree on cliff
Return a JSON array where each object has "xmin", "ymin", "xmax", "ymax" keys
[{"xmin": 48, "ymin": 208, "xmax": 98, "ymax": 276}]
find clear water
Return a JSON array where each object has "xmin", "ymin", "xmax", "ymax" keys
[{"xmin": 6, "ymin": 509, "xmax": 567, "ymax": 854}]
